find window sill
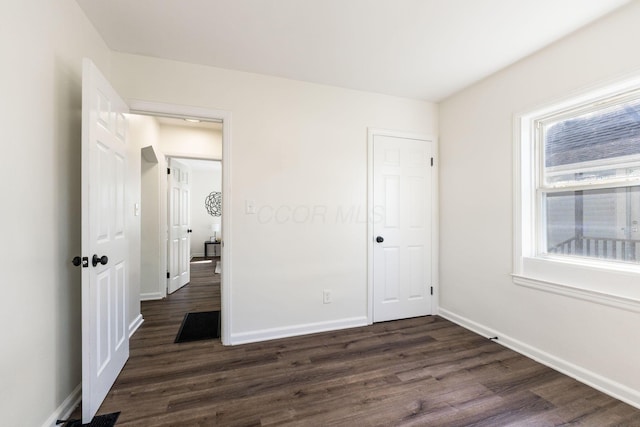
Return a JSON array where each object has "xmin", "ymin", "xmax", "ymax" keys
[
  {"xmin": 537, "ymin": 253, "xmax": 640, "ymax": 274},
  {"xmin": 512, "ymin": 273, "xmax": 640, "ymax": 313}
]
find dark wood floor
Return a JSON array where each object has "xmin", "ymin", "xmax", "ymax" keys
[{"xmin": 77, "ymin": 257, "xmax": 640, "ymax": 426}]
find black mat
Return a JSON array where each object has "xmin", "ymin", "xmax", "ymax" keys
[
  {"xmin": 174, "ymin": 311, "xmax": 220, "ymax": 343},
  {"xmin": 61, "ymin": 412, "xmax": 120, "ymax": 427}
]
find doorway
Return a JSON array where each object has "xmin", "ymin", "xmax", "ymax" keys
[
  {"xmin": 130, "ymin": 100, "xmax": 232, "ymax": 345},
  {"xmin": 167, "ymin": 156, "xmax": 223, "ymax": 295}
]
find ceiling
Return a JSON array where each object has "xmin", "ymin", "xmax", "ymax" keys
[{"xmin": 76, "ymin": 0, "xmax": 630, "ymax": 102}]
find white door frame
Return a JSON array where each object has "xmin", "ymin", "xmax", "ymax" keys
[
  {"xmin": 367, "ymin": 128, "xmax": 439, "ymax": 324},
  {"xmin": 129, "ymin": 100, "xmax": 233, "ymax": 345}
]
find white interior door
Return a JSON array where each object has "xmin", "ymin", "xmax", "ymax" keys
[
  {"xmin": 372, "ymin": 133, "xmax": 433, "ymax": 322},
  {"xmin": 168, "ymin": 158, "xmax": 191, "ymax": 294},
  {"xmin": 81, "ymin": 58, "xmax": 129, "ymax": 423}
]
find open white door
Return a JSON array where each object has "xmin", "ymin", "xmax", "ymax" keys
[
  {"xmin": 167, "ymin": 158, "xmax": 191, "ymax": 294},
  {"xmin": 81, "ymin": 59, "xmax": 130, "ymax": 423},
  {"xmin": 371, "ymin": 132, "xmax": 433, "ymax": 322}
]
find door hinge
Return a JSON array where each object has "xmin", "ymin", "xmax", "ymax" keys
[
  {"xmin": 167, "ymin": 272, "xmax": 170, "ymax": 279},
  {"xmin": 430, "ymin": 157, "xmax": 434, "ymax": 167},
  {"xmin": 167, "ymin": 168, "xmax": 171, "ymax": 175},
  {"xmin": 430, "ymin": 286, "xmax": 433, "ymax": 295}
]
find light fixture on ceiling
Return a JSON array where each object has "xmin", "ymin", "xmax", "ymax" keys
[{"xmin": 184, "ymin": 118, "xmax": 201, "ymax": 123}]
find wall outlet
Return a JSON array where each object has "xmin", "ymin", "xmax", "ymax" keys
[{"xmin": 323, "ymin": 289, "xmax": 332, "ymax": 304}]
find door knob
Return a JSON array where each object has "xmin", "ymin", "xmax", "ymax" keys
[
  {"xmin": 376, "ymin": 236, "xmax": 384, "ymax": 243},
  {"xmin": 92, "ymin": 254, "xmax": 109, "ymax": 267},
  {"xmin": 187, "ymin": 229, "xmax": 193, "ymax": 233}
]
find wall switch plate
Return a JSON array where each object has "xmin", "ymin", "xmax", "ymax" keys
[
  {"xmin": 323, "ymin": 289, "xmax": 332, "ymax": 304},
  {"xmin": 246, "ymin": 200, "xmax": 256, "ymax": 214}
]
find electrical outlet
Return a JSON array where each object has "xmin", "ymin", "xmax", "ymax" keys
[{"xmin": 323, "ymin": 289, "xmax": 332, "ymax": 304}]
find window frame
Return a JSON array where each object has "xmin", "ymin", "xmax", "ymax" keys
[{"xmin": 513, "ymin": 75, "xmax": 640, "ymax": 312}]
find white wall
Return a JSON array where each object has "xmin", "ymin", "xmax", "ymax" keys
[
  {"xmin": 126, "ymin": 117, "xmax": 142, "ymax": 331},
  {"xmin": 111, "ymin": 53, "xmax": 438, "ymax": 341},
  {"xmin": 189, "ymin": 163, "xmax": 222, "ymax": 256},
  {"xmin": 133, "ymin": 115, "xmax": 167, "ymax": 300},
  {"xmin": 439, "ymin": 1, "xmax": 640, "ymax": 407},
  {"xmin": 159, "ymin": 123, "xmax": 222, "ymax": 159},
  {"xmin": 0, "ymin": 1, "xmax": 112, "ymax": 425}
]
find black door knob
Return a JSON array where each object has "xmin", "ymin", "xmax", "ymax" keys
[
  {"xmin": 92, "ymin": 254, "xmax": 109, "ymax": 267},
  {"xmin": 376, "ymin": 236, "xmax": 384, "ymax": 243},
  {"xmin": 187, "ymin": 229, "xmax": 193, "ymax": 233},
  {"xmin": 72, "ymin": 256, "xmax": 82, "ymax": 267}
]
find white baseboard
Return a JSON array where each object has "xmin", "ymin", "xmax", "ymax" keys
[
  {"xmin": 41, "ymin": 384, "xmax": 81, "ymax": 427},
  {"xmin": 230, "ymin": 316, "xmax": 368, "ymax": 345},
  {"xmin": 140, "ymin": 292, "xmax": 164, "ymax": 301},
  {"xmin": 438, "ymin": 307, "xmax": 640, "ymax": 410},
  {"xmin": 129, "ymin": 313, "xmax": 144, "ymax": 338}
]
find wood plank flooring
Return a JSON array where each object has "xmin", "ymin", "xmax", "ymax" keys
[{"xmin": 75, "ymin": 257, "xmax": 640, "ymax": 426}]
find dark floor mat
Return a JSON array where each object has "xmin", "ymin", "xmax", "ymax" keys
[
  {"xmin": 62, "ymin": 412, "xmax": 120, "ymax": 427},
  {"xmin": 174, "ymin": 311, "xmax": 220, "ymax": 343}
]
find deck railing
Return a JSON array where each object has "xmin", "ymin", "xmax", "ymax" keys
[{"xmin": 549, "ymin": 236, "xmax": 640, "ymax": 262}]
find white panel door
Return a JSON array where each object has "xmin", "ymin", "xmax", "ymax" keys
[
  {"xmin": 372, "ymin": 134, "xmax": 432, "ymax": 322},
  {"xmin": 81, "ymin": 59, "xmax": 129, "ymax": 423},
  {"xmin": 168, "ymin": 158, "xmax": 191, "ymax": 294}
]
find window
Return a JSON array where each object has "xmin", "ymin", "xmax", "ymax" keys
[
  {"xmin": 514, "ymin": 76, "xmax": 640, "ymax": 310},
  {"xmin": 540, "ymin": 95, "xmax": 640, "ymax": 264}
]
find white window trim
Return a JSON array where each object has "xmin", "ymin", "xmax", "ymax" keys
[{"xmin": 513, "ymin": 74, "xmax": 640, "ymax": 312}]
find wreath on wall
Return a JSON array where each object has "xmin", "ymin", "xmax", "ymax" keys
[{"xmin": 205, "ymin": 191, "xmax": 222, "ymax": 217}]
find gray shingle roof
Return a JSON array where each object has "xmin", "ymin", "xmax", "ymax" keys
[{"xmin": 545, "ymin": 101, "xmax": 640, "ymax": 167}]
